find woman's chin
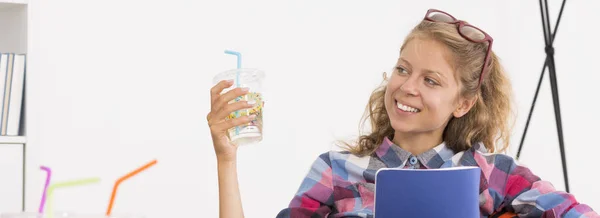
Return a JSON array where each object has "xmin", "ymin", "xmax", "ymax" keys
[{"xmin": 390, "ymin": 120, "xmax": 416, "ymax": 133}]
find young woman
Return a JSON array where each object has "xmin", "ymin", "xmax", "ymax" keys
[{"xmin": 207, "ymin": 8, "xmax": 599, "ymax": 218}]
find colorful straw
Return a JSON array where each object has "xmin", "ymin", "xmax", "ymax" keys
[
  {"xmin": 38, "ymin": 166, "xmax": 52, "ymax": 213},
  {"xmin": 224, "ymin": 50, "xmax": 242, "ymax": 136},
  {"xmin": 106, "ymin": 159, "xmax": 158, "ymax": 216},
  {"xmin": 46, "ymin": 177, "xmax": 101, "ymax": 218}
]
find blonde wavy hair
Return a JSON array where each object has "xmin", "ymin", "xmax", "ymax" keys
[{"xmin": 342, "ymin": 20, "xmax": 515, "ymax": 156}]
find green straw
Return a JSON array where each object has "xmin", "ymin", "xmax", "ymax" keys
[{"xmin": 45, "ymin": 177, "xmax": 101, "ymax": 218}]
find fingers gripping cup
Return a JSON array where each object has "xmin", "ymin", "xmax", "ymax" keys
[{"xmin": 213, "ymin": 68, "xmax": 265, "ymax": 146}]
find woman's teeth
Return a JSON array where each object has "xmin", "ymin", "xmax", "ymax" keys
[{"xmin": 397, "ymin": 102, "xmax": 420, "ymax": 113}]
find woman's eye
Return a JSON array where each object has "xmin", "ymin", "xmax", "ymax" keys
[
  {"xmin": 425, "ymin": 77, "xmax": 439, "ymax": 86},
  {"xmin": 396, "ymin": 67, "xmax": 408, "ymax": 75}
]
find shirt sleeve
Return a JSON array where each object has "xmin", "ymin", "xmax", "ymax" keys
[
  {"xmin": 502, "ymin": 158, "xmax": 598, "ymax": 217},
  {"xmin": 276, "ymin": 152, "xmax": 335, "ymax": 218}
]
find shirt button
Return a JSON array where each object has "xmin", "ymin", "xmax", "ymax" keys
[{"xmin": 409, "ymin": 156, "xmax": 418, "ymax": 165}]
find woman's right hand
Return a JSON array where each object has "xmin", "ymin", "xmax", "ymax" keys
[{"xmin": 207, "ymin": 80, "xmax": 256, "ymax": 163}]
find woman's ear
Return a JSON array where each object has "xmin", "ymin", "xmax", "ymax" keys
[{"xmin": 453, "ymin": 96, "xmax": 477, "ymax": 118}]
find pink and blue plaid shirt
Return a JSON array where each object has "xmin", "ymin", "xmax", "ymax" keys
[{"xmin": 276, "ymin": 137, "xmax": 598, "ymax": 218}]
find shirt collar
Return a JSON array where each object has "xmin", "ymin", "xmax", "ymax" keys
[{"xmin": 374, "ymin": 136, "xmax": 457, "ymax": 169}]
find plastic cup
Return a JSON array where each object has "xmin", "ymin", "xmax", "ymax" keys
[{"xmin": 213, "ymin": 68, "xmax": 265, "ymax": 146}]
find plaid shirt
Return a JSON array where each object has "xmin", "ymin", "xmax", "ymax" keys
[{"xmin": 276, "ymin": 137, "xmax": 598, "ymax": 218}]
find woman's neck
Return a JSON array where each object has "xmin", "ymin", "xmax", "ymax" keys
[{"xmin": 392, "ymin": 130, "xmax": 444, "ymax": 156}]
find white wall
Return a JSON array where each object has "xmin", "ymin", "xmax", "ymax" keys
[{"xmin": 25, "ymin": 0, "xmax": 600, "ymax": 217}]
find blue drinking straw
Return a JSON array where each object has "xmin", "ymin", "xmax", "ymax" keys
[
  {"xmin": 224, "ymin": 50, "xmax": 242, "ymax": 136},
  {"xmin": 224, "ymin": 50, "xmax": 242, "ymax": 70}
]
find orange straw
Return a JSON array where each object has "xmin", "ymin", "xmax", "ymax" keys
[{"xmin": 105, "ymin": 159, "xmax": 158, "ymax": 216}]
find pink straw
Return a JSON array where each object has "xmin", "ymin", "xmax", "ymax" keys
[{"xmin": 38, "ymin": 166, "xmax": 52, "ymax": 213}]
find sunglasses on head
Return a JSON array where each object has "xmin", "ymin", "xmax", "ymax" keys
[{"xmin": 424, "ymin": 9, "xmax": 493, "ymax": 88}]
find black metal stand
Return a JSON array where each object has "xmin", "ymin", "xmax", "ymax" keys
[{"xmin": 516, "ymin": 0, "xmax": 569, "ymax": 193}]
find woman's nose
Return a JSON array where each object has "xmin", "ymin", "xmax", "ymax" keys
[{"xmin": 399, "ymin": 75, "xmax": 419, "ymax": 96}]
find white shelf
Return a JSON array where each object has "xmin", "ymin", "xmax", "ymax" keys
[
  {"xmin": 0, "ymin": 136, "xmax": 25, "ymax": 144},
  {"xmin": 0, "ymin": 0, "xmax": 26, "ymax": 213}
]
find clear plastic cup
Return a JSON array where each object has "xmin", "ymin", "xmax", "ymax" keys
[{"xmin": 213, "ymin": 68, "xmax": 265, "ymax": 146}]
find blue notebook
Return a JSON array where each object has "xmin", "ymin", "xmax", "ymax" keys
[{"xmin": 374, "ymin": 166, "xmax": 481, "ymax": 218}]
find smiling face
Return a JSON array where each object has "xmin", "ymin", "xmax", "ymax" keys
[{"xmin": 384, "ymin": 37, "xmax": 475, "ymax": 136}]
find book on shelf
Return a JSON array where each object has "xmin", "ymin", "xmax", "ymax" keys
[{"xmin": 0, "ymin": 52, "xmax": 26, "ymax": 136}]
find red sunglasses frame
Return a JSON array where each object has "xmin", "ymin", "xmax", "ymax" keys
[{"xmin": 424, "ymin": 9, "xmax": 494, "ymax": 88}]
